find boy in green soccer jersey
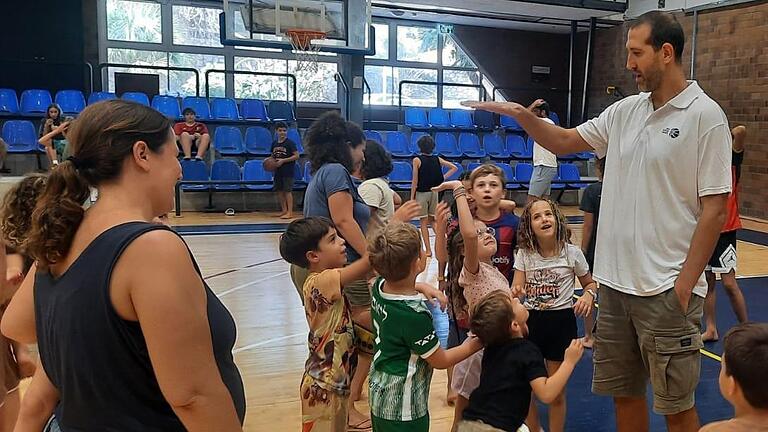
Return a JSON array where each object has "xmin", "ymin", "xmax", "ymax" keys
[{"xmin": 367, "ymin": 222, "xmax": 483, "ymax": 432}]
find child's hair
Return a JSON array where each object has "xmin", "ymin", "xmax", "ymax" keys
[
  {"xmin": 275, "ymin": 121, "xmax": 288, "ymax": 130},
  {"xmin": 470, "ymin": 291, "xmax": 515, "ymax": 346},
  {"xmin": 0, "ymin": 173, "xmax": 49, "ymax": 250},
  {"xmin": 469, "ymin": 163, "xmax": 505, "ymax": 189},
  {"xmin": 417, "ymin": 135, "xmax": 435, "ymax": 154},
  {"xmin": 182, "ymin": 107, "xmax": 196, "ymax": 116},
  {"xmin": 45, "ymin": 103, "xmax": 63, "ymax": 121},
  {"xmin": 723, "ymin": 322, "xmax": 768, "ymax": 409},
  {"xmin": 446, "ymin": 229, "xmax": 467, "ymax": 316},
  {"xmin": 368, "ymin": 222, "xmax": 421, "ymax": 282},
  {"xmin": 517, "ymin": 198, "xmax": 571, "ymax": 254},
  {"xmin": 279, "ymin": 217, "xmax": 335, "ymax": 268},
  {"xmin": 595, "ymin": 157, "xmax": 606, "ymax": 174},
  {"xmin": 362, "ymin": 140, "xmax": 393, "ymax": 179},
  {"xmin": 458, "ymin": 170, "xmax": 472, "ymax": 182}
]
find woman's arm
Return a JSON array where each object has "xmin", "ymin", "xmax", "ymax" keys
[
  {"xmin": 328, "ymin": 191, "xmax": 368, "ymax": 258},
  {"xmin": 1, "ymin": 263, "xmax": 38, "ymax": 344},
  {"xmin": 117, "ymin": 230, "xmax": 242, "ymax": 431}
]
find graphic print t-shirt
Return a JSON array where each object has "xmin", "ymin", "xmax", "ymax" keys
[{"xmin": 514, "ymin": 244, "xmax": 589, "ymax": 311}]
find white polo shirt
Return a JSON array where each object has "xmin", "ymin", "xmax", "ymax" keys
[{"xmin": 577, "ymin": 81, "xmax": 732, "ymax": 298}]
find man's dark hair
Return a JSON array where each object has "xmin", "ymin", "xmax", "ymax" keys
[
  {"xmin": 417, "ymin": 135, "xmax": 435, "ymax": 154},
  {"xmin": 723, "ymin": 322, "xmax": 768, "ymax": 409},
  {"xmin": 279, "ymin": 217, "xmax": 334, "ymax": 268},
  {"xmin": 275, "ymin": 121, "xmax": 288, "ymax": 130},
  {"xmin": 362, "ymin": 140, "xmax": 393, "ymax": 179},
  {"xmin": 182, "ymin": 107, "xmax": 196, "ymax": 116},
  {"xmin": 630, "ymin": 11, "xmax": 685, "ymax": 64},
  {"xmin": 535, "ymin": 102, "xmax": 550, "ymax": 116}
]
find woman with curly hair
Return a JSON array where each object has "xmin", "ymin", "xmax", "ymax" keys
[{"xmin": 1, "ymin": 100, "xmax": 245, "ymax": 431}]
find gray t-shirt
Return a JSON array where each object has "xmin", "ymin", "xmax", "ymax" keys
[{"xmin": 304, "ymin": 163, "xmax": 370, "ymax": 261}]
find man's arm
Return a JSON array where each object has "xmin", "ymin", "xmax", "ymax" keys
[
  {"xmin": 674, "ymin": 194, "xmax": 728, "ymax": 312},
  {"xmin": 462, "ymin": 101, "xmax": 591, "ymax": 155},
  {"xmin": 581, "ymin": 212, "xmax": 594, "ymax": 253}
]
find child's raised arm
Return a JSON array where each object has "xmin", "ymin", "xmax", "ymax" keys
[
  {"xmin": 529, "ymin": 339, "xmax": 584, "ymax": 403},
  {"xmin": 433, "ymin": 202, "xmax": 451, "ymax": 282},
  {"xmin": 433, "ymin": 181, "xmax": 478, "ymax": 274},
  {"xmin": 424, "ymin": 334, "xmax": 483, "ymax": 370},
  {"xmin": 339, "ymin": 254, "xmax": 371, "ymax": 288}
]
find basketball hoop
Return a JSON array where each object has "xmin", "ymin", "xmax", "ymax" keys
[{"xmin": 286, "ymin": 28, "xmax": 327, "ymax": 73}]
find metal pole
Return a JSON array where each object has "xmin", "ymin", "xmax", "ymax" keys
[
  {"xmin": 568, "ymin": 20, "xmax": 577, "ymax": 127},
  {"xmin": 581, "ymin": 17, "xmax": 596, "ymax": 123},
  {"xmin": 690, "ymin": 10, "xmax": 698, "ymax": 79}
]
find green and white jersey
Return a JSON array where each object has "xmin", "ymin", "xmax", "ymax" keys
[{"xmin": 369, "ymin": 277, "xmax": 440, "ymax": 421}]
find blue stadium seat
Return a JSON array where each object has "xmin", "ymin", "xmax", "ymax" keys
[
  {"xmin": 497, "ymin": 163, "xmax": 517, "ymax": 189},
  {"xmin": 574, "ymin": 151, "xmax": 594, "ymax": 160},
  {"xmin": 303, "ymin": 162, "xmax": 313, "ymax": 184},
  {"xmin": 435, "ymin": 133, "xmax": 461, "ymax": 158},
  {"xmin": 442, "ymin": 163, "xmax": 463, "ymax": 181},
  {"xmin": 500, "ymin": 115, "xmax": 523, "ymax": 132},
  {"xmin": 410, "ymin": 132, "xmax": 429, "ymax": 155},
  {"xmin": 484, "ymin": 134, "xmax": 509, "ymax": 159},
  {"xmin": 450, "ymin": 110, "xmax": 474, "ymax": 129},
  {"xmin": 87, "ymin": 92, "xmax": 116, "ymax": 105},
  {"xmin": 2, "ymin": 120, "xmax": 39, "ymax": 152},
  {"xmin": 242, "ymin": 160, "xmax": 274, "ymax": 190},
  {"xmin": 121, "ymin": 92, "xmax": 150, "ymax": 106},
  {"xmin": 287, "ymin": 128, "xmax": 303, "ymax": 153},
  {"xmin": 549, "ymin": 111, "xmax": 560, "ymax": 125},
  {"xmin": 507, "ymin": 135, "xmax": 530, "ymax": 159},
  {"xmin": 244, "ymin": 126, "xmax": 273, "ymax": 156},
  {"xmin": 473, "ymin": 110, "xmax": 495, "ymax": 129},
  {"xmin": 211, "ymin": 98, "xmax": 240, "ymax": 120},
  {"xmin": 364, "ymin": 130, "xmax": 383, "ymax": 144},
  {"xmin": 458, "ymin": 133, "xmax": 485, "ymax": 158},
  {"xmin": 390, "ymin": 161, "xmax": 413, "ymax": 190},
  {"xmin": 182, "ymin": 97, "xmax": 211, "ymax": 120},
  {"xmin": 213, "ymin": 126, "xmax": 245, "ymax": 155},
  {"xmin": 514, "ymin": 163, "xmax": 533, "ymax": 187},
  {"xmin": 211, "ymin": 159, "xmax": 242, "ymax": 190},
  {"xmin": 0, "ymin": 89, "xmax": 19, "ymax": 114},
  {"xmin": 293, "ymin": 162, "xmax": 307, "ymax": 190},
  {"xmin": 151, "ymin": 95, "xmax": 181, "ymax": 119},
  {"xmin": 467, "ymin": 162, "xmax": 482, "ymax": 173},
  {"xmin": 404, "ymin": 108, "xmax": 429, "ymax": 129},
  {"xmin": 180, "ymin": 159, "xmax": 210, "ymax": 191},
  {"xmin": 241, "ymin": 99, "xmax": 268, "ymax": 121},
  {"xmin": 428, "ymin": 108, "xmax": 451, "ymax": 128},
  {"xmin": 54, "ymin": 90, "xmax": 86, "ymax": 115},
  {"xmin": 386, "ymin": 132, "xmax": 412, "ymax": 158},
  {"xmin": 560, "ymin": 163, "xmax": 588, "ymax": 189},
  {"xmin": 20, "ymin": 89, "xmax": 53, "ymax": 114},
  {"xmin": 267, "ymin": 101, "xmax": 295, "ymax": 122}
]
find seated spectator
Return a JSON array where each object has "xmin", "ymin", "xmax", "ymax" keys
[
  {"xmin": 38, "ymin": 104, "xmax": 68, "ymax": 167},
  {"xmin": 0, "ymin": 137, "xmax": 8, "ymax": 174},
  {"xmin": 271, "ymin": 122, "xmax": 299, "ymax": 219},
  {"xmin": 173, "ymin": 108, "xmax": 210, "ymax": 160},
  {"xmin": 700, "ymin": 323, "xmax": 768, "ymax": 431}
]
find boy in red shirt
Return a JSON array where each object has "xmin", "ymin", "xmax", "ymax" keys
[{"xmin": 173, "ymin": 108, "xmax": 210, "ymax": 160}]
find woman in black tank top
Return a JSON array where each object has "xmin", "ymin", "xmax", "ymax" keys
[{"xmin": 1, "ymin": 100, "xmax": 245, "ymax": 431}]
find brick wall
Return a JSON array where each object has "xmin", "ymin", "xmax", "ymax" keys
[{"xmin": 587, "ymin": 2, "xmax": 768, "ymax": 219}]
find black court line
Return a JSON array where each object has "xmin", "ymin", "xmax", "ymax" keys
[
  {"xmin": 202, "ymin": 257, "xmax": 282, "ymax": 281},
  {"xmin": 737, "ymin": 228, "xmax": 768, "ymax": 247}
]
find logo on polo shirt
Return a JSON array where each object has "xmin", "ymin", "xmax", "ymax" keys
[{"xmin": 662, "ymin": 127, "xmax": 681, "ymax": 138}]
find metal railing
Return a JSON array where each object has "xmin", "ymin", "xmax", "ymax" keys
[
  {"xmin": 397, "ymin": 80, "xmax": 487, "ymax": 120},
  {"xmin": 204, "ymin": 69, "xmax": 297, "ymax": 113}
]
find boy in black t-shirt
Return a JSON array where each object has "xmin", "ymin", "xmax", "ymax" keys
[
  {"xmin": 271, "ymin": 122, "xmax": 299, "ymax": 219},
  {"xmin": 458, "ymin": 291, "xmax": 583, "ymax": 432},
  {"xmin": 579, "ymin": 157, "xmax": 604, "ymax": 349}
]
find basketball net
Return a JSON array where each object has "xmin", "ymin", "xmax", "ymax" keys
[{"xmin": 286, "ymin": 29, "xmax": 326, "ymax": 73}]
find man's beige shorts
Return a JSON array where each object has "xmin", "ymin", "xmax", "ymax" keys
[{"xmin": 592, "ymin": 286, "xmax": 704, "ymax": 415}]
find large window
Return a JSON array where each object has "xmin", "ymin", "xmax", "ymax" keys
[
  {"xmin": 172, "ymin": 5, "xmax": 223, "ymax": 48},
  {"xmin": 396, "ymin": 26, "xmax": 438, "ymax": 63},
  {"xmin": 367, "ymin": 23, "xmax": 389, "ymax": 60},
  {"xmin": 395, "ymin": 68, "xmax": 437, "ymax": 107},
  {"xmin": 106, "ymin": 0, "xmax": 162, "ymax": 43},
  {"xmin": 169, "ymin": 53, "xmax": 225, "ymax": 97},
  {"xmin": 443, "ymin": 70, "xmax": 480, "ymax": 108},
  {"xmin": 106, "ymin": 48, "xmax": 168, "ymax": 94}
]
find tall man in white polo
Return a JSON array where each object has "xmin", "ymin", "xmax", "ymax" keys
[{"xmin": 465, "ymin": 11, "xmax": 731, "ymax": 432}]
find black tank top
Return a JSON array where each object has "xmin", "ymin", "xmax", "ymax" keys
[
  {"xmin": 34, "ymin": 222, "xmax": 246, "ymax": 431},
  {"xmin": 416, "ymin": 154, "xmax": 444, "ymax": 192}
]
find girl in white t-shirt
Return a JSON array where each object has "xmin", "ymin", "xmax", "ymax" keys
[{"xmin": 513, "ymin": 198, "xmax": 596, "ymax": 432}]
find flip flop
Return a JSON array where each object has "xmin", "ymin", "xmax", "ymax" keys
[{"xmin": 348, "ymin": 418, "xmax": 372, "ymax": 431}]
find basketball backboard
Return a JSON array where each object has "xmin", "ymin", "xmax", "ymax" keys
[{"xmin": 221, "ymin": 0, "xmax": 374, "ymax": 55}]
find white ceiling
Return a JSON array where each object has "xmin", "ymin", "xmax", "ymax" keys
[{"xmin": 371, "ymin": 0, "xmax": 625, "ymax": 33}]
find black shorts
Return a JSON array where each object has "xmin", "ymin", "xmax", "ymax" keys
[
  {"xmin": 527, "ymin": 308, "xmax": 577, "ymax": 362},
  {"xmin": 707, "ymin": 230, "xmax": 737, "ymax": 274},
  {"xmin": 274, "ymin": 175, "xmax": 295, "ymax": 192},
  {"xmin": 447, "ymin": 319, "xmax": 469, "ymax": 348}
]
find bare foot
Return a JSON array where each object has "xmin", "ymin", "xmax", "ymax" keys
[
  {"xmin": 280, "ymin": 213, "xmax": 293, "ymax": 220},
  {"xmin": 348, "ymin": 404, "xmax": 371, "ymax": 431},
  {"xmin": 582, "ymin": 336, "xmax": 594, "ymax": 349},
  {"xmin": 702, "ymin": 331, "xmax": 719, "ymax": 343}
]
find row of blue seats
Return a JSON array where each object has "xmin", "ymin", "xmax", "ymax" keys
[
  {"xmin": 180, "ymin": 159, "xmax": 589, "ymax": 193},
  {"xmin": 365, "ymin": 130, "xmax": 592, "ymax": 161},
  {"xmin": 0, "ymin": 119, "xmax": 304, "ymax": 156},
  {"xmin": 0, "ymin": 88, "xmax": 295, "ymax": 122},
  {"xmin": 404, "ymin": 107, "xmax": 560, "ymax": 131}
]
